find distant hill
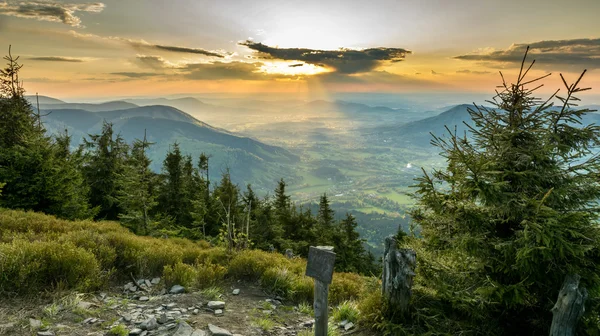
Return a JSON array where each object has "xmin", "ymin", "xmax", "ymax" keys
[
  {"xmin": 38, "ymin": 101, "xmax": 138, "ymax": 112},
  {"xmin": 25, "ymin": 95, "xmax": 65, "ymax": 105},
  {"xmin": 364, "ymin": 103, "xmax": 600, "ymax": 147},
  {"xmin": 41, "ymin": 104, "xmax": 298, "ymax": 189}
]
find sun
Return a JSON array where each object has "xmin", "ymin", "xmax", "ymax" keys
[{"xmin": 259, "ymin": 61, "xmax": 332, "ymax": 77}]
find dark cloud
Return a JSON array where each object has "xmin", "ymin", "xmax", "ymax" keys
[
  {"xmin": 154, "ymin": 45, "xmax": 224, "ymax": 58},
  {"xmin": 240, "ymin": 41, "xmax": 411, "ymax": 74},
  {"xmin": 111, "ymin": 72, "xmax": 159, "ymax": 78},
  {"xmin": 289, "ymin": 63, "xmax": 304, "ymax": 68},
  {"xmin": 431, "ymin": 70, "xmax": 440, "ymax": 75},
  {"xmin": 28, "ymin": 56, "xmax": 85, "ymax": 62},
  {"xmin": 455, "ymin": 38, "xmax": 600, "ymax": 69},
  {"xmin": 182, "ymin": 61, "xmax": 293, "ymax": 80},
  {"xmin": 0, "ymin": 1, "xmax": 104, "ymax": 27},
  {"xmin": 456, "ymin": 69, "xmax": 491, "ymax": 75}
]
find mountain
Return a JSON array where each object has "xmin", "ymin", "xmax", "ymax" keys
[
  {"xmin": 361, "ymin": 104, "xmax": 474, "ymax": 147},
  {"xmin": 41, "ymin": 104, "xmax": 299, "ymax": 190},
  {"xmin": 25, "ymin": 95, "xmax": 65, "ymax": 105},
  {"xmin": 38, "ymin": 101, "xmax": 138, "ymax": 112}
]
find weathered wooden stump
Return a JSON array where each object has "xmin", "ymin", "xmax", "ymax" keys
[
  {"xmin": 382, "ymin": 235, "xmax": 416, "ymax": 316},
  {"xmin": 305, "ymin": 246, "xmax": 336, "ymax": 336},
  {"xmin": 550, "ymin": 274, "xmax": 588, "ymax": 336}
]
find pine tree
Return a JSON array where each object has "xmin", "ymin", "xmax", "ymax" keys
[
  {"xmin": 117, "ymin": 131, "xmax": 157, "ymax": 235},
  {"xmin": 410, "ymin": 49, "xmax": 600, "ymax": 334},
  {"xmin": 82, "ymin": 121, "xmax": 129, "ymax": 220}
]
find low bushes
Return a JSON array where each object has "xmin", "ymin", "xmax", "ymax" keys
[{"xmin": 0, "ymin": 208, "xmax": 373, "ymax": 306}]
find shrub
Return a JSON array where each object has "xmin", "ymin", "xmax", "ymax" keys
[
  {"xmin": 196, "ymin": 262, "xmax": 227, "ymax": 288},
  {"xmin": 329, "ymin": 272, "xmax": 365, "ymax": 304},
  {"xmin": 195, "ymin": 247, "xmax": 230, "ymax": 266},
  {"xmin": 260, "ymin": 267, "xmax": 296, "ymax": 298},
  {"xmin": 108, "ymin": 324, "xmax": 128, "ymax": 336},
  {"xmin": 228, "ymin": 250, "xmax": 288, "ymax": 279},
  {"xmin": 291, "ymin": 275, "xmax": 314, "ymax": 303},
  {"xmin": 0, "ymin": 240, "xmax": 102, "ymax": 294},
  {"xmin": 163, "ymin": 262, "xmax": 197, "ymax": 288}
]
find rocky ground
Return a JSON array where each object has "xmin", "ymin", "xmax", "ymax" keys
[{"xmin": 0, "ymin": 278, "xmax": 367, "ymax": 336}]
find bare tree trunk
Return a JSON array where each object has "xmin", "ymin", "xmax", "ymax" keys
[
  {"xmin": 382, "ymin": 235, "xmax": 416, "ymax": 316},
  {"xmin": 550, "ymin": 274, "xmax": 588, "ymax": 336}
]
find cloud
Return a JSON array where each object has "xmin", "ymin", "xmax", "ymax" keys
[
  {"xmin": 153, "ymin": 45, "xmax": 223, "ymax": 58},
  {"xmin": 455, "ymin": 38, "xmax": 600, "ymax": 69},
  {"xmin": 28, "ymin": 56, "xmax": 85, "ymax": 62},
  {"xmin": 456, "ymin": 69, "xmax": 491, "ymax": 75},
  {"xmin": 134, "ymin": 55, "xmax": 180, "ymax": 70},
  {"xmin": 68, "ymin": 30, "xmax": 225, "ymax": 57},
  {"xmin": 0, "ymin": 1, "xmax": 105, "ymax": 27},
  {"xmin": 110, "ymin": 72, "xmax": 159, "ymax": 78},
  {"xmin": 239, "ymin": 41, "xmax": 411, "ymax": 74}
]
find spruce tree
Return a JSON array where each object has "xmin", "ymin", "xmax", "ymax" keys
[
  {"xmin": 317, "ymin": 193, "xmax": 335, "ymax": 244},
  {"xmin": 117, "ymin": 131, "xmax": 157, "ymax": 234},
  {"xmin": 410, "ymin": 49, "xmax": 600, "ymax": 334},
  {"xmin": 157, "ymin": 143, "xmax": 186, "ymax": 225},
  {"xmin": 82, "ymin": 122, "xmax": 129, "ymax": 220}
]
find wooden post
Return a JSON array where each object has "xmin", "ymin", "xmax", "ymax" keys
[
  {"xmin": 550, "ymin": 274, "xmax": 588, "ymax": 336},
  {"xmin": 306, "ymin": 246, "xmax": 336, "ymax": 336},
  {"xmin": 382, "ymin": 235, "xmax": 416, "ymax": 316}
]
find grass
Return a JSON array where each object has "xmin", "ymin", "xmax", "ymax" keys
[
  {"xmin": 107, "ymin": 324, "xmax": 128, "ymax": 336},
  {"xmin": 298, "ymin": 302, "xmax": 313, "ymax": 316},
  {"xmin": 333, "ymin": 300, "xmax": 359, "ymax": 323},
  {"xmin": 200, "ymin": 286, "xmax": 222, "ymax": 300},
  {"xmin": 252, "ymin": 317, "xmax": 276, "ymax": 331}
]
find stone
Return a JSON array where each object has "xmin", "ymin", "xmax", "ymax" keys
[
  {"xmin": 129, "ymin": 328, "xmax": 143, "ymax": 335},
  {"xmin": 145, "ymin": 279, "xmax": 152, "ymax": 287},
  {"xmin": 344, "ymin": 322, "xmax": 355, "ymax": 331},
  {"xmin": 285, "ymin": 248, "xmax": 294, "ymax": 259},
  {"xmin": 303, "ymin": 319, "xmax": 315, "ymax": 328},
  {"xmin": 172, "ymin": 322, "xmax": 194, "ymax": 336},
  {"xmin": 139, "ymin": 296, "xmax": 149, "ymax": 301},
  {"xmin": 208, "ymin": 324, "xmax": 233, "ymax": 336},
  {"xmin": 165, "ymin": 302, "xmax": 177, "ymax": 309},
  {"xmin": 170, "ymin": 285, "xmax": 185, "ymax": 294},
  {"xmin": 122, "ymin": 313, "xmax": 133, "ymax": 322},
  {"xmin": 232, "ymin": 289, "xmax": 240, "ymax": 295},
  {"xmin": 151, "ymin": 277, "xmax": 161, "ymax": 285},
  {"xmin": 207, "ymin": 301, "xmax": 225, "ymax": 309},
  {"xmin": 77, "ymin": 301, "xmax": 94, "ymax": 310},
  {"xmin": 214, "ymin": 309, "xmax": 223, "ymax": 316},
  {"xmin": 129, "ymin": 286, "xmax": 138, "ymax": 292},
  {"xmin": 262, "ymin": 310, "xmax": 272, "ymax": 315},
  {"xmin": 29, "ymin": 318, "xmax": 42, "ymax": 329},
  {"xmin": 83, "ymin": 317, "xmax": 93, "ymax": 324},
  {"xmin": 338, "ymin": 320, "xmax": 348, "ymax": 327},
  {"xmin": 192, "ymin": 331, "xmax": 207, "ymax": 336},
  {"xmin": 193, "ymin": 309, "xmax": 199, "ymax": 315},
  {"xmin": 141, "ymin": 317, "xmax": 158, "ymax": 331},
  {"xmin": 140, "ymin": 332, "xmax": 148, "ymax": 336},
  {"xmin": 382, "ymin": 236, "xmax": 416, "ymax": 315},
  {"xmin": 37, "ymin": 332, "xmax": 54, "ymax": 336},
  {"xmin": 157, "ymin": 313, "xmax": 168, "ymax": 324}
]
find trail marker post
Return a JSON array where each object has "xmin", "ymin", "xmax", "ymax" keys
[{"xmin": 305, "ymin": 246, "xmax": 336, "ymax": 336}]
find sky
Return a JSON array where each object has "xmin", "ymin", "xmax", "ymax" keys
[{"xmin": 1, "ymin": 0, "xmax": 599, "ymax": 100}]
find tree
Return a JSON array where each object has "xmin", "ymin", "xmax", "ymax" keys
[
  {"xmin": 157, "ymin": 143, "xmax": 186, "ymax": 225},
  {"xmin": 317, "ymin": 193, "xmax": 336, "ymax": 244},
  {"xmin": 82, "ymin": 121, "xmax": 129, "ymax": 220},
  {"xmin": 410, "ymin": 48, "xmax": 600, "ymax": 335},
  {"xmin": 117, "ymin": 131, "xmax": 157, "ymax": 234},
  {"xmin": 0, "ymin": 47, "xmax": 94, "ymax": 219}
]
